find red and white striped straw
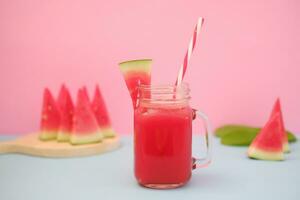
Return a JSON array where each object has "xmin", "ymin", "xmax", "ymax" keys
[{"xmin": 176, "ymin": 17, "xmax": 204, "ymax": 85}]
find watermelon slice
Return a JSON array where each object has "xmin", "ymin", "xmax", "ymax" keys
[
  {"xmin": 39, "ymin": 88, "xmax": 61, "ymax": 140},
  {"xmin": 91, "ymin": 85, "xmax": 116, "ymax": 137},
  {"xmin": 119, "ymin": 59, "xmax": 152, "ymax": 107},
  {"xmin": 269, "ymin": 98, "xmax": 290, "ymax": 153},
  {"xmin": 248, "ymin": 113, "xmax": 284, "ymax": 161},
  {"xmin": 56, "ymin": 85, "xmax": 74, "ymax": 142},
  {"xmin": 70, "ymin": 88, "xmax": 103, "ymax": 145},
  {"xmin": 82, "ymin": 86, "xmax": 91, "ymax": 103}
]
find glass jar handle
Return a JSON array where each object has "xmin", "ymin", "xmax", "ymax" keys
[{"xmin": 192, "ymin": 110, "xmax": 212, "ymax": 169}]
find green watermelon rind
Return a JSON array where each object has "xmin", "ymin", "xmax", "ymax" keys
[
  {"xmin": 57, "ymin": 131, "xmax": 71, "ymax": 142},
  {"xmin": 70, "ymin": 130, "xmax": 103, "ymax": 145},
  {"xmin": 39, "ymin": 131, "xmax": 57, "ymax": 141},
  {"xmin": 283, "ymin": 142, "xmax": 290, "ymax": 153},
  {"xmin": 248, "ymin": 146, "xmax": 284, "ymax": 161},
  {"xmin": 119, "ymin": 59, "xmax": 152, "ymax": 74},
  {"xmin": 101, "ymin": 127, "xmax": 116, "ymax": 138}
]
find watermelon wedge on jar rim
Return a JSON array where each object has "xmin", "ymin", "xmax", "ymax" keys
[
  {"xmin": 119, "ymin": 59, "xmax": 152, "ymax": 108},
  {"xmin": 39, "ymin": 88, "xmax": 61, "ymax": 140},
  {"xmin": 56, "ymin": 84, "xmax": 74, "ymax": 142},
  {"xmin": 70, "ymin": 88, "xmax": 103, "ymax": 145},
  {"xmin": 91, "ymin": 85, "xmax": 116, "ymax": 138}
]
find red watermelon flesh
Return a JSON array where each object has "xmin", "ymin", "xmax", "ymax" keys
[
  {"xmin": 56, "ymin": 85, "xmax": 74, "ymax": 142},
  {"xmin": 91, "ymin": 85, "xmax": 116, "ymax": 137},
  {"xmin": 248, "ymin": 113, "xmax": 284, "ymax": 161},
  {"xmin": 119, "ymin": 59, "xmax": 152, "ymax": 108},
  {"xmin": 39, "ymin": 88, "xmax": 61, "ymax": 140},
  {"xmin": 125, "ymin": 72, "xmax": 150, "ymax": 107},
  {"xmin": 269, "ymin": 98, "xmax": 289, "ymax": 153},
  {"xmin": 82, "ymin": 86, "xmax": 91, "ymax": 103},
  {"xmin": 70, "ymin": 89, "xmax": 103, "ymax": 145}
]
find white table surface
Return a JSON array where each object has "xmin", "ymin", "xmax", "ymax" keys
[{"xmin": 0, "ymin": 135, "xmax": 299, "ymax": 200}]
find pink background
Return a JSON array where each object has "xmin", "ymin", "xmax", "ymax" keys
[{"xmin": 0, "ymin": 0, "xmax": 299, "ymax": 135}]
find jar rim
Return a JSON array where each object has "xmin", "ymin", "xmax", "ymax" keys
[
  {"xmin": 137, "ymin": 82, "xmax": 190, "ymax": 108},
  {"xmin": 137, "ymin": 82, "xmax": 189, "ymax": 90}
]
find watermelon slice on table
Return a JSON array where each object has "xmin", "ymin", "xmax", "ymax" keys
[
  {"xmin": 39, "ymin": 88, "xmax": 61, "ymax": 140},
  {"xmin": 119, "ymin": 59, "xmax": 152, "ymax": 108},
  {"xmin": 56, "ymin": 85, "xmax": 74, "ymax": 142},
  {"xmin": 248, "ymin": 113, "xmax": 284, "ymax": 161},
  {"xmin": 91, "ymin": 85, "xmax": 116, "ymax": 138},
  {"xmin": 70, "ymin": 89, "xmax": 103, "ymax": 145},
  {"xmin": 269, "ymin": 98, "xmax": 289, "ymax": 153}
]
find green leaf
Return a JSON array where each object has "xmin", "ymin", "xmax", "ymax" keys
[
  {"xmin": 221, "ymin": 131, "xmax": 256, "ymax": 146},
  {"xmin": 216, "ymin": 125, "xmax": 297, "ymax": 146},
  {"xmin": 287, "ymin": 131, "xmax": 297, "ymax": 142},
  {"xmin": 215, "ymin": 125, "xmax": 259, "ymax": 138}
]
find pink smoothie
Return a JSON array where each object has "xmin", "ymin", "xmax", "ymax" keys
[{"xmin": 134, "ymin": 105, "xmax": 193, "ymax": 185}]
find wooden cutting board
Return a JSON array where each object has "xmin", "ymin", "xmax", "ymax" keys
[{"xmin": 0, "ymin": 133, "xmax": 120, "ymax": 158}]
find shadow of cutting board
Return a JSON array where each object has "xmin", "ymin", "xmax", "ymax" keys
[{"xmin": 0, "ymin": 133, "xmax": 120, "ymax": 158}]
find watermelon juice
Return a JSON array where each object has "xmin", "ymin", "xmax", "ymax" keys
[
  {"xmin": 134, "ymin": 106, "xmax": 193, "ymax": 187},
  {"xmin": 133, "ymin": 83, "xmax": 198, "ymax": 189}
]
